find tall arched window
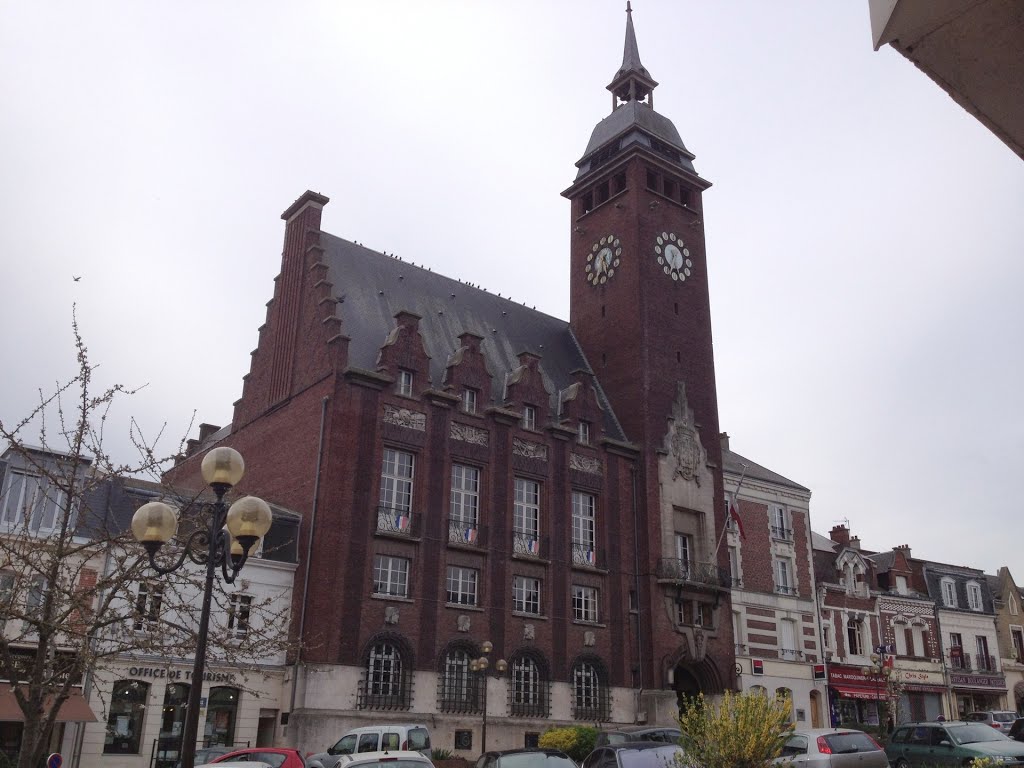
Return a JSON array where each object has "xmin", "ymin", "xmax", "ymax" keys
[
  {"xmin": 510, "ymin": 650, "xmax": 549, "ymax": 718},
  {"xmin": 571, "ymin": 656, "xmax": 610, "ymax": 722},
  {"xmin": 846, "ymin": 617, "xmax": 864, "ymax": 656},
  {"xmin": 103, "ymin": 680, "xmax": 149, "ymax": 755},
  {"xmin": 359, "ymin": 634, "xmax": 412, "ymax": 710},
  {"xmin": 438, "ymin": 642, "xmax": 480, "ymax": 713}
]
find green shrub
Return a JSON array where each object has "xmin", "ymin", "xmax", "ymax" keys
[
  {"xmin": 539, "ymin": 725, "xmax": 598, "ymax": 763},
  {"xmin": 432, "ymin": 748, "xmax": 454, "ymax": 760},
  {"xmin": 676, "ymin": 690, "xmax": 793, "ymax": 768}
]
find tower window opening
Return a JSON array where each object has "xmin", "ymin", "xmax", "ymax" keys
[
  {"xmin": 601, "ymin": 352, "xmax": 606, "ymax": 366},
  {"xmin": 676, "ymin": 351, "xmax": 681, "ymax": 363},
  {"xmin": 674, "ymin": 302, "xmax": 678, "ymax": 315},
  {"xmin": 613, "ymin": 172, "xmax": 626, "ymax": 194},
  {"xmin": 582, "ymin": 192, "xmax": 594, "ymax": 215},
  {"xmin": 596, "ymin": 181, "xmax": 610, "ymax": 205},
  {"xmin": 646, "ymin": 169, "xmax": 658, "ymax": 191},
  {"xmin": 663, "ymin": 178, "xmax": 676, "ymax": 200},
  {"xmin": 679, "ymin": 187, "xmax": 691, "ymax": 207},
  {"xmin": 601, "ymin": 305, "xmax": 605, "ymax": 318}
]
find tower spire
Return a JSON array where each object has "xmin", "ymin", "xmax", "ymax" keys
[{"xmin": 607, "ymin": 2, "xmax": 658, "ymax": 109}]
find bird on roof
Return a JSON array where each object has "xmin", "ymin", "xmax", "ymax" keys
[{"xmin": 73, "ymin": 275, "xmax": 81, "ymax": 282}]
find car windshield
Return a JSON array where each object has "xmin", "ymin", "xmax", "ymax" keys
[
  {"xmin": 822, "ymin": 733, "xmax": 880, "ymax": 753},
  {"xmin": 618, "ymin": 747, "xmax": 683, "ymax": 768},
  {"xmin": 949, "ymin": 725, "xmax": 1008, "ymax": 744},
  {"xmin": 356, "ymin": 761, "xmax": 428, "ymax": 768},
  {"xmin": 995, "ymin": 713, "xmax": 1017, "ymax": 723},
  {"xmin": 499, "ymin": 754, "xmax": 576, "ymax": 768}
]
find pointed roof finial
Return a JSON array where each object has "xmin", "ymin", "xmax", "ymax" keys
[{"xmin": 607, "ymin": 2, "xmax": 657, "ymax": 106}]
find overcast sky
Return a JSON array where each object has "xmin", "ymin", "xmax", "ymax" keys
[{"xmin": 2, "ymin": 2, "xmax": 1021, "ymax": 577}]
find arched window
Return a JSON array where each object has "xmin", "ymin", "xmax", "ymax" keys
[
  {"xmin": 103, "ymin": 680, "xmax": 149, "ymax": 754},
  {"xmin": 359, "ymin": 634, "xmax": 412, "ymax": 710},
  {"xmin": 776, "ymin": 687, "xmax": 794, "ymax": 722},
  {"xmin": 509, "ymin": 650, "xmax": 549, "ymax": 718},
  {"xmin": 750, "ymin": 685, "xmax": 768, "ymax": 697},
  {"xmin": 438, "ymin": 642, "xmax": 481, "ymax": 713},
  {"xmin": 846, "ymin": 617, "xmax": 864, "ymax": 656},
  {"xmin": 206, "ymin": 686, "xmax": 240, "ymax": 746},
  {"xmin": 571, "ymin": 656, "xmax": 610, "ymax": 722}
]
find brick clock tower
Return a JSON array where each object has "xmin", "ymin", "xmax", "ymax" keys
[{"xmin": 564, "ymin": 4, "xmax": 734, "ymax": 714}]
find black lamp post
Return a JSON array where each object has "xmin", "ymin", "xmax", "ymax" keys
[
  {"xmin": 469, "ymin": 641, "xmax": 507, "ymax": 754},
  {"xmin": 861, "ymin": 653, "xmax": 892, "ymax": 731},
  {"xmin": 131, "ymin": 447, "xmax": 272, "ymax": 768}
]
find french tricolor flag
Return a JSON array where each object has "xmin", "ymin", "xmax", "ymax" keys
[
  {"xmin": 395, "ymin": 514, "xmax": 411, "ymax": 532},
  {"xmin": 463, "ymin": 527, "xmax": 478, "ymax": 544},
  {"xmin": 527, "ymin": 539, "xmax": 540, "ymax": 555}
]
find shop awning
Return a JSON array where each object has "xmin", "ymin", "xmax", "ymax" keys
[
  {"xmin": 0, "ymin": 686, "xmax": 98, "ymax": 722},
  {"xmin": 831, "ymin": 684, "xmax": 883, "ymax": 700}
]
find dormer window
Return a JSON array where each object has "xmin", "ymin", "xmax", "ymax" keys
[
  {"xmin": 895, "ymin": 575, "xmax": 909, "ymax": 595},
  {"xmin": 577, "ymin": 421, "xmax": 591, "ymax": 446},
  {"xmin": 522, "ymin": 405, "xmax": 537, "ymax": 431},
  {"xmin": 462, "ymin": 388, "xmax": 478, "ymax": 415},
  {"xmin": 397, "ymin": 370, "xmax": 414, "ymax": 397},
  {"xmin": 967, "ymin": 581, "xmax": 983, "ymax": 611},
  {"xmin": 941, "ymin": 577, "xmax": 957, "ymax": 608}
]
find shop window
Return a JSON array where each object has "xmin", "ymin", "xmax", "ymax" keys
[
  {"xmin": 156, "ymin": 683, "xmax": 190, "ymax": 768},
  {"xmin": 104, "ymin": 680, "xmax": 149, "ymax": 754},
  {"xmin": 206, "ymin": 686, "xmax": 240, "ymax": 746}
]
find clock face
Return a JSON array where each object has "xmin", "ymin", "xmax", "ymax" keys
[
  {"xmin": 654, "ymin": 232, "xmax": 692, "ymax": 282},
  {"xmin": 585, "ymin": 235, "xmax": 622, "ymax": 286}
]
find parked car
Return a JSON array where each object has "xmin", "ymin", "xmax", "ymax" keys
[
  {"xmin": 178, "ymin": 746, "xmax": 234, "ymax": 768},
  {"xmin": 198, "ymin": 763, "xmax": 272, "ymax": 768},
  {"xmin": 307, "ymin": 726, "xmax": 432, "ymax": 768},
  {"xmin": 774, "ymin": 728, "xmax": 887, "ymax": 768},
  {"xmin": 885, "ymin": 721, "xmax": 1024, "ymax": 767},
  {"xmin": 594, "ymin": 727, "xmax": 681, "ymax": 748},
  {"xmin": 475, "ymin": 748, "xmax": 578, "ymax": 768},
  {"xmin": 203, "ymin": 746, "xmax": 307, "ymax": 767},
  {"xmin": 1009, "ymin": 717, "xmax": 1024, "ymax": 742},
  {"xmin": 581, "ymin": 742, "xmax": 686, "ymax": 768},
  {"xmin": 965, "ymin": 710, "xmax": 1019, "ymax": 734},
  {"xmin": 333, "ymin": 750, "xmax": 435, "ymax": 768}
]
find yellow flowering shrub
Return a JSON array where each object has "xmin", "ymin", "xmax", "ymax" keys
[
  {"xmin": 675, "ymin": 690, "xmax": 793, "ymax": 768},
  {"xmin": 539, "ymin": 726, "xmax": 598, "ymax": 763}
]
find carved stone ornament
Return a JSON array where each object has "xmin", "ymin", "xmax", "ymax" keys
[
  {"xmin": 513, "ymin": 438, "xmax": 548, "ymax": 461},
  {"xmin": 693, "ymin": 626, "xmax": 707, "ymax": 661},
  {"xmin": 451, "ymin": 422, "xmax": 489, "ymax": 446},
  {"xmin": 664, "ymin": 383, "xmax": 705, "ymax": 484},
  {"xmin": 569, "ymin": 453, "xmax": 601, "ymax": 474},
  {"xmin": 523, "ymin": 624, "xmax": 536, "ymax": 641},
  {"xmin": 457, "ymin": 615, "xmax": 471, "ymax": 633},
  {"xmin": 383, "ymin": 404, "xmax": 426, "ymax": 431},
  {"xmin": 385, "ymin": 606, "xmax": 400, "ymax": 625},
  {"xmin": 584, "ymin": 631, "xmax": 596, "ymax": 647}
]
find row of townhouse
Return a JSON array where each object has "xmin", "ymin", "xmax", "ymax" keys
[
  {"xmin": 0, "ymin": 445, "xmax": 299, "ymax": 768},
  {"xmin": 721, "ymin": 430, "xmax": 1024, "ymax": 730}
]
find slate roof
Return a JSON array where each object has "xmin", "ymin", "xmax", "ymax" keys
[
  {"xmin": 321, "ymin": 233, "xmax": 626, "ymax": 441},
  {"xmin": 868, "ymin": 550, "xmax": 896, "ymax": 572},
  {"xmin": 576, "ymin": 101, "xmax": 697, "ymax": 179},
  {"xmin": 722, "ymin": 448, "xmax": 809, "ymax": 493}
]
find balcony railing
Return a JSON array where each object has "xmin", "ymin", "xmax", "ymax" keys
[
  {"xmin": 447, "ymin": 518, "xmax": 486, "ymax": 548},
  {"xmin": 656, "ymin": 558, "xmax": 730, "ymax": 589},
  {"xmin": 770, "ymin": 525, "xmax": 793, "ymax": 541},
  {"xmin": 513, "ymin": 531, "xmax": 546, "ymax": 559},
  {"xmin": 775, "ymin": 584, "xmax": 798, "ymax": 596},
  {"xmin": 780, "ymin": 648, "xmax": 803, "ymax": 661},
  {"xmin": 376, "ymin": 506, "xmax": 418, "ymax": 537},
  {"xmin": 571, "ymin": 542, "xmax": 598, "ymax": 568}
]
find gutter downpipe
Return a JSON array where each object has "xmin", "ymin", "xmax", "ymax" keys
[
  {"xmin": 631, "ymin": 463, "xmax": 645, "ymax": 722},
  {"xmin": 287, "ymin": 395, "xmax": 330, "ymax": 735}
]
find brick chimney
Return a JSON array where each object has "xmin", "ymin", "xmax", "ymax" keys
[
  {"xmin": 850, "ymin": 536, "xmax": 861, "ymax": 551},
  {"xmin": 720, "ymin": 432, "xmax": 730, "ymax": 452},
  {"xmin": 830, "ymin": 525, "xmax": 850, "ymax": 548},
  {"xmin": 894, "ymin": 543, "xmax": 912, "ymax": 559}
]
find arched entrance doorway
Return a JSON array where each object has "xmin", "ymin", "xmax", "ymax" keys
[
  {"xmin": 669, "ymin": 656, "xmax": 726, "ymax": 712},
  {"xmin": 810, "ymin": 689, "xmax": 823, "ymax": 728}
]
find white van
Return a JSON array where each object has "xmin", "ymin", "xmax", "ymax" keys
[{"xmin": 307, "ymin": 724, "xmax": 432, "ymax": 768}]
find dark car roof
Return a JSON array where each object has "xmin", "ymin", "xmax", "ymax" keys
[
  {"xmin": 483, "ymin": 750, "xmax": 571, "ymax": 757},
  {"xmin": 597, "ymin": 743, "xmax": 680, "ymax": 751}
]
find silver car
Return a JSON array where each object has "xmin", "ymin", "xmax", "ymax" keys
[
  {"xmin": 965, "ymin": 710, "xmax": 1019, "ymax": 735},
  {"xmin": 775, "ymin": 728, "xmax": 888, "ymax": 768}
]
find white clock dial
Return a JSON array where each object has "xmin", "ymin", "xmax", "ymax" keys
[
  {"xmin": 654, "ymin": 232, "xmax": 692, "ymax": 282},
  {"xmin": 585, "ymin": 235, "xmax": 622, "ymax": 286}
]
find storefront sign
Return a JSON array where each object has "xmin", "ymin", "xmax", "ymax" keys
[
  {"xmin": 828, "ymin": 666, "xmax": 876, "ymax": 686},
  {"xmin": 950, "ymin": 673, "xmax": 1006, "ymax": 689},
  {"xmin": 127, "ymin": 667, "xmax": 237, "ymax": 684},
  {"xmin": 899, "ymin": 670, "xmax": 944, "ymax": 685}
]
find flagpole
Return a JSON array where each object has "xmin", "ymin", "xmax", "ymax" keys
[{"xmin": 715, "ymin": 462, "xmax": 748, "ymax": 555}]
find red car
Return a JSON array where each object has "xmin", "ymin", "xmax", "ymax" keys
[{"xmin": 206, "ymin": 747, "xmax": 306, "ymax": 768}]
